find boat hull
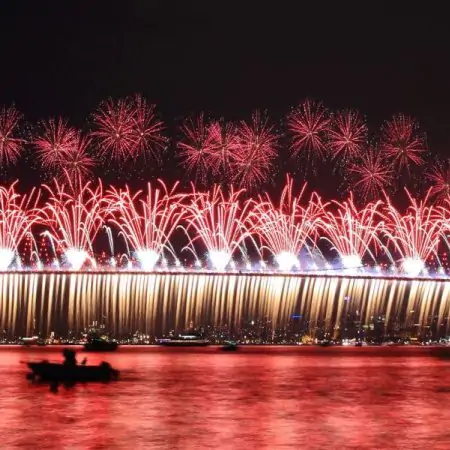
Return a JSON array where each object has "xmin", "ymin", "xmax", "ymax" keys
[
  {"xmin": 157, "ymin": 340, "xmax": 210, "ymax": 347},
  {"xmin": 27, "ymin": 361, "xmax": 119, "ymax": 383},
  {"xmin": 83, "ymin": 341, "xmax": 118, "ymax": 352}
]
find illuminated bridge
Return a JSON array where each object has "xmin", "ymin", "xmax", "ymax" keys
[{"xmin": 1, "ymin": 271, "xmax": 449, "ymax": 337}]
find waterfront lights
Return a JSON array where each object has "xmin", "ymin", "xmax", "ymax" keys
[
  {"xmin": 136, "ymin": 249, "xmax": 160, "ymax": 271},
  {"xmin": 402, "ymin": 257, "xmax": 425, "ymax": 276},
  {"xmin": 209, "ymin": 250, "xmax": 231, "ymax": 271},
  {"xmin": 341, "ymin": 254, "xmax": 362, "ymax": 271},
  {"xmin": 0, "ymin": 248, "xmax": 14, "ymax": 271},
  {"xmin": 65, "ymin": 248, "xmax": 88, "ymax": 270},
  {"xmin": 275, "ymin": 251, "xmax": 299, "ymax": 271}
]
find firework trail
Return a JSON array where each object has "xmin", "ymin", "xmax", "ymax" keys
[
  {"xmin": 249, "ymin": 177, "xmax": 324, "ymax": 270},
  {"xmin": 130, "ymin": 94, "xmax": 167, "ymax": 163},
  {"xmin": 106, "ymin": 180, "xmax": 186, "ymax": 270},
  {"xmin": 92, "ymin": 97, "xmax": 136, "ymax": 162},
  {"xmin": 380, "ymin": 114, "xmax": 426, "ymax": 173},
  {"xmin": 287, "ymin": 99, "xmax": 331, "ymax": 166},
  {"xmin": 232, "ymin": 110, "xmax": 278, "ymax": 190},
  {"xmin": 319, "ymin": 195, "xmax": 385, "ymax": 270},
  {"xmin": 33, "ymin": 117, "xmax": 78, "ymax": 169},
  {"xmin": 183, "ymin": 185, "xmax": 255, "ymax": 270},
  {"xmin": 383, "ymin": 190, "xmax": 442, "ymax": 275},
  {"xmin": 178, "ymin": 114, "xmax": 216, "ymax": 184},
  {"xmin": 328, "ymin": 109, "xmax": 367, "ymax": 161},
  {"xmin": 41, "ymin": 176, "xmax": 105, "ymax": 270},
  {"xmin": 0, "ymin": 106, "xmax": 25, "ymax": 167},
  {"xmin": 347, "ymin": 147, "xmax": 394, "ymax": 202},
  {"xmin": 0, "ymin": 182, "xmax": 40, "ymax": 270}
]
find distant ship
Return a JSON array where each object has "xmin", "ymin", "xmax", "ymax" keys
[
  {"xmin": 156, "ymin": 333, "xmax": 210, "ymax": 347},
  {"xmin": 83, "ymin": 321, "xmax": 119, "ymax": 352},
  {"xmin": 20, "ymin": 336, "xmax": 46, "ymax": 346}
]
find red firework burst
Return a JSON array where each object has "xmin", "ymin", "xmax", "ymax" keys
[
  {"xmin": 287, "ymin": 99, "xmax": 331, "ymax": 163},
  {"xmin": 328, "ymin": 110, "xmax": 367, "ymax": 160},
  {"xmin": 0, "ymin": 105, "xmax": 25, "ymax": 167},
  {"xmin": 232, "ymin": 110, "xmax": 278, "ymax": 190},
  {"xmin": 380, "ymin": 114, "xmax": 426, "ymax": 172},
  {"xmin": 178, "ymin": 114, "xmax": 215, "ymax": 183},
  {"xmin": 62, "ymin": 133, "xmax": 96, "ymax": 184},
  {"xmin": 207, "ymin": 120, "xmax": 239, "ymax": 177},
  {"xmin": 33, "ymin": 117, "xmax": 78, "ymax": 169},
  {"xmin": 426, "ymin": 159, "xmax": 450, "ymax": 204},
  {"xmin": 347, "ymin": 148, "xmax": 394, "ymax": 202},
  {"xmin": 92, "ymin": 98, "xmax": 136, "ymax": 162},
  {"xmin": 130, "ymin": 94, "xmax": 167, "ymax": 163}
]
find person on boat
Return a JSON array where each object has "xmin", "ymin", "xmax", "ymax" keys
[{"xmin": 62, "ymin": 349, "xmax": 77, "ymax": 368}]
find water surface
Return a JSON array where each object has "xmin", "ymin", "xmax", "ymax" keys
[{"xmin": 0, "ymin": 346, "xmax": 449, "ymax": 449}]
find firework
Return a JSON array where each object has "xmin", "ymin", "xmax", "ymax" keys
[
  {"xmin": 328, "ymin": 110, "xmax": 367, "ymax": 161},
  {"xmin": 61, "ymin": 133, "xmax": 96, "ymax": 184},
  {"xmin": 426, "ymin": 159, "xmax": 450, "ymax": 204},
  {"xmin": 380, "ymin": 114, "xmax": 426, "ymax": 172},
  {"xmin": 347, "ymin": 147, "xmax": 394, "ymax": 202},
  {"xmin": 130, "ymin": 94, "xmax": 166, "ymax": 163},
  {"xmin": 319, "ymin": 196, "xmax": 384, "ymax": 271},
  {"xmin": 92, "ymin": 97, "xmax": 136, "ymax": 162},
  {"xmin": 249, "ymin": 177, "xmax": 324, "ymax": 270},
  {"xmin": 183, "ymin": 185, "xmax": 254, "ymax": 270},
  {"xmin": 41, "ymin": 177, "xmax": 105, "ymax": 269},
  {"xmin": 383, "ymin": 191, "xmax": 442, "ymax": 275},
  {"xmin": 0, "ymin": 106, "xmax": 25, "ymax": 167},
  {"xmin": 232, "ymin": 110, "xmax": 278, "ymax": 190},
  {"xmin": 178, "ymin": 114, "xmax": 215, "ymax": 184},
  {"xmin": 207, "ymin": 120, "xmax": 239, "ymax": 178},
  {"xmin": 106, "ymin": 180, "xmax": 185, "ymax": 271},
  {"xmin": 0, "ymin": 182, "xmax": 40, "ymax": 270},
  {"xmin": 287, "ymin": 99, "xmax": 331, "ymax": 165},
  {"xmin": 33, "ymin": 117, "xmax": 78, "ymax": 169}
]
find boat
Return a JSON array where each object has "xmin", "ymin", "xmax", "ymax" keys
[
  {"xmin": 27, "ymin": 360, "xmax": 119, "ymax": 383},
  {"xmin": 220, "ymin": 341, "xmax": 239, "ymax": 351},
  {"xmin": 156, "ymin": 333, "xmax": 210, "ymax": 347},
  {"xmin": 84, "ymin": 338, "xmax": 118, "ymax": 352},
  {"xmin": 83, "ymin": 320, "xmax": 118, "ymax": 352},
  {"xmin": 21, "ymin": 336, "xmax": 46, "ymax": 346},
  {"xmin": 26, "ymin": 349, "xmax": 119, "ymax": 384}
]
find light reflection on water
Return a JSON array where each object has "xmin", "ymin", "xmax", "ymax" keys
[{"xmin": 1, "ymin": 346, "xmax": 450, "ymax": 449}]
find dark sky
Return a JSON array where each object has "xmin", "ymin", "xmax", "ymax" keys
[{"xmin": 1, "ymin": 1, "xmax": 449, "ymax": 189}]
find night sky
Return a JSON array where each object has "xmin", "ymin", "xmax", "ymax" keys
[{"xmin": 1, "ymin": 2, "xmax": 449, "ymax": 193}]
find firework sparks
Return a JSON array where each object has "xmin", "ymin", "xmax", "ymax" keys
[
  {"xmin": 130, "ymin": 94, "xmax": 167, "ymax": 163},
  {"xmin": 347, "ymin": 147, "xmax": 394, "ymax": 202},
  {"xmin": 383, "ymin": 191, "xmax": 442, "ymax": 275},
  {"xmin": 0, "ymin": 106, "xmax": 25, "ymax": 167},
  {"xmin": 178, "ymin": 114, "xmax": 215, "ymax": 184},
  {"xmin": 328, "ymin": 110, "xmax": 367, "ymax": 161},
  {"xmin": 287, "ymin": 99, "xmax": 331, "ymax": 165},
  {"xmin": 62, "ymin": 133, "xmax": 96, "ymax": 184},
  {"xmin": 0, "ymin": 182, "xmax": 40, "ymax": 270},
  {"xmin": 106, "ymin": 180, "xmax": 185, "ymax": 271},
  {"xmin": 42, "ymin": 176, "xmax": 105, "ymax": 269},
  {"xmin": 249, "ymin": 177, "xmax": 324, "ymax": 270},
  {"xmin": 33, "ymin": 117, "xmax": 78, "ymax": 169},
  {"xmin": 207, "ymin": 120, "xmax": 239, "ymax": 178},
  {"xmin": 426, "ymin": 159, "xmax": 450, "ymax": 204},
  {"xmin": 183, "ymin": 185, "xmax": 254, "ymax": 270},
  {"xmin": 319, "ymin": 195, "xmax": 384, "ymax": 270},
  {"xmin": 380, "ymin": 114, "xmax": 426, "ymax": 172},
  {"xmin": 232, "ymin": 110, "xmax": 278, "ymax": 190},
  {"xmin": 92, "ymin": 97, "xmax": 136, "ymax": 162}
]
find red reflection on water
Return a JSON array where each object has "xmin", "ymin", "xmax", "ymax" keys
[{"xmin": 1, "ymin": 346, "xmax": 450, "ymax": 449}]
